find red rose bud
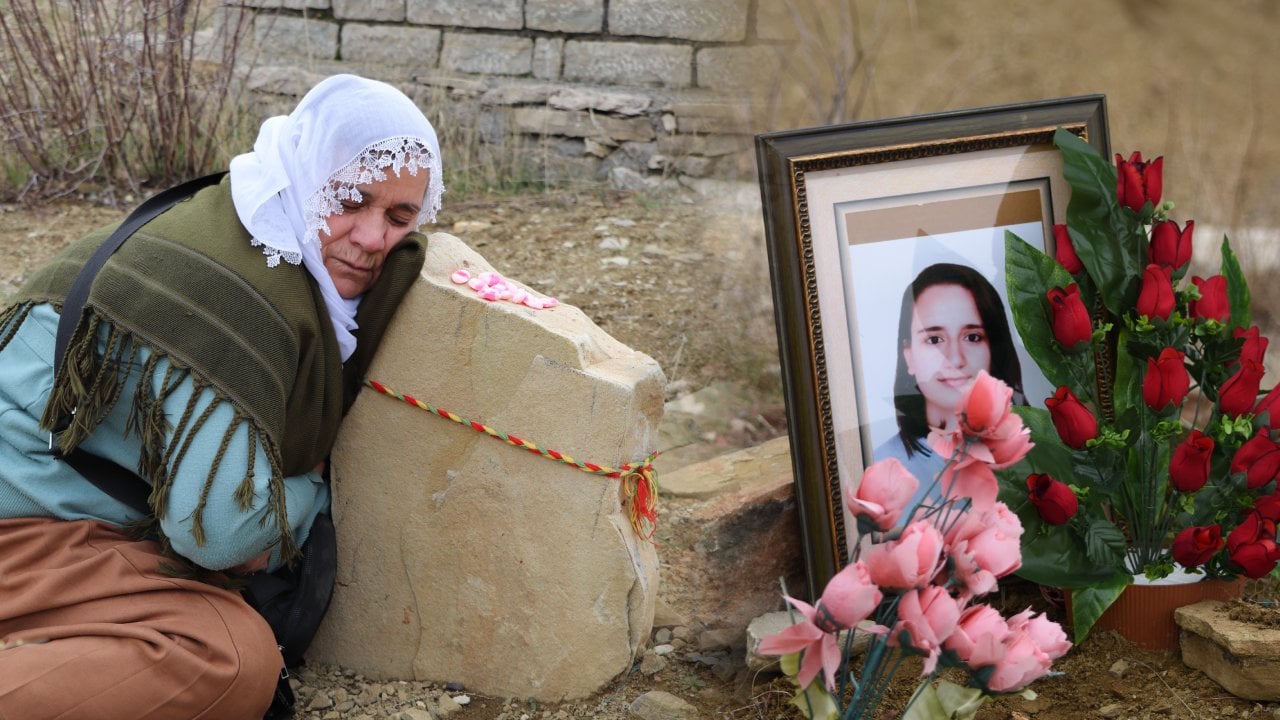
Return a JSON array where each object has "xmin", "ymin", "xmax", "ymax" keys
[
  {"xmin": 1026, "ymin": 473, "xmax": 1078, "ymax": 525},
  {"xmin": 1256, "ymin": 493, "xmax": 1280, "ymax": 523},
  {"xmin": 1218, "ymin": 358, "xmax": 1265, "ymax": 417},
  {"xmin": 1148, "ymin": 220, "xmax": 1193, "ymax": 270},
  {"xmin": 1170, "ymin": 525, "xmax": 1223, "ymax": 568},
  {"xmin": 1045, "ymin": 386, "xmax": 1098, "ymax": 449},
  {"xmin": 1257, "ymin": 384, "xmax": 1280, "ymax": 425},
  {"xmin": 1143, "ymin": 347, "xmax": 1190, "ymax": 412},
  {"xmin": 1169, "ymin": 429, "xmax": 1214, "ymax": 492},
  {"xmin": 1136, "ymin": 264, "xmax": 1176, "ymax": 320},
  {"xmin": 1226, "ymin": 512, "xmax": 1280, "ymax": 579},
  {"xmin": 1189, "ymin": 275, "xmax": 1230, "ymax": 323},
  {"xmin": 1236, "ymin": 326, "xmax": 1269, "ymax": 366},
  {"xmin": 1047, "ymin": 284, "xmax": 1092, "ymax": 351},
  {"xmin": 1116, "ymin": 151, "xmax": 1164, "ymax": 213},
  {"xmin": 1231, "ymin": 427, "xmax": 1280, "ymax": 489},
  {"xmin": 1053, "ymin": 224, "xmax": 1084, "ymax": 275}
]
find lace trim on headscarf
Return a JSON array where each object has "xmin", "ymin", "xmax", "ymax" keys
[{"xmin": 248, "ymin": 136, "xmax": 440, "ymax": 267}]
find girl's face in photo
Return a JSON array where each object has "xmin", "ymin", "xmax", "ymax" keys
[{"xmin": 903, "ymin": 283, "xmax": 992, "ymax": 427}]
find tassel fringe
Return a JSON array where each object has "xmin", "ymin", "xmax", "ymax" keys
[{"xmin": 16, "ymin": 302, "xmax": 301, "ymax": 565}]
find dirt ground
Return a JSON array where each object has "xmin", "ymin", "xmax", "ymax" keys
[{"xmin": 3, "ymin": 188, "xmax": 1279, "ymax": 720}]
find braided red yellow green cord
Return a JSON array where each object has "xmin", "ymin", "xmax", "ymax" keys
[{"xmin": 365, "ymin": 379, "xmax": 659, "ymax": 540}]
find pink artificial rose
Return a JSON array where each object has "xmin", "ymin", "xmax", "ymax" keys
[
  {"xmin": 987, "ymin": 610, "xmax": 1071, "ymax": 693},
  {"xmin": 958, "ymin": 370, "xmax": 1014, "ymax": 435},
  {"xmin": 816, "ymin": 561, "xmax": 883, "ymax": 629},
  {"xmin": 756, "ymin": 595, "xmax": 843, "ymax": 690},
  {"xmin": 863, "ymin": 520, "xmax": 946, "ymax": 590},
  {"xmin": 1013, "ymin": 610, "xmax": 1072, "ymax": 660},
  {"xmin": 889, "ymin": 586, "xmax": 962, "ymax": 674},
  {"xmin": 947, "ymin": 505, "xmax": 1024, "ymax": 597},
  {"xmin": 944, "ymin": 604, "xmax": 1012, "ymax": 669},
  {"xmin": 932, "ymin": 371, "xmax": 1033, "ymax": 470},
  {"xmin": 938, "ymin": 462, "xmax": 1000, "ymax": 513},
  {"xmin": 846, "ymin": 458, "xmax": 919, "ymax": 532}
]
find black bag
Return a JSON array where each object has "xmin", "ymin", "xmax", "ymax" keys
[{"xmin": 50, "ymin": 174, "xmax": 336, "ymax": 719}]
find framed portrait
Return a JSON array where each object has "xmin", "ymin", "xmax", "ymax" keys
[{"xmin": 755, "ymin": 96, "xmax": 1111, "ymax": 596}]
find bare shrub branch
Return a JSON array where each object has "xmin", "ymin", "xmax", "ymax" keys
[{"xmin": 0, "ymin": 0, "xmax": 252, "ymax": 204}]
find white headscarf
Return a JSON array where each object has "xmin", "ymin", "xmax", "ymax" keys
[{"xmin": 228, "ymin": 74, "xmax": 444, "ymax": 361}]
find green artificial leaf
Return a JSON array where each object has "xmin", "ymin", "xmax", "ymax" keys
[
  {"xmin": 1220, "ymin": 235, "xmax": 1252, "ymax": 331},
  {"xmin": 789, "ymin": 681, "xmax": 839, "ymax": 720},
  {"xmin": 1084, "ymin": 518, "xmax": 1127, "ymax": 568},
  {"xmin": 1008, "ymin": 407, "xmax": 1077, "ymax": 481},
  {"xmin": 903, "ymin": 680, "xmax": 991, "ymax": 720},
  {"xmin": 1112, "ymin": 329, "xmax": 1143, "ymax": 419},
  {"xmin": 1070, "ymin": 579, "xmax": 1131, "ymax": 644},
  {"xmin": 1053, "ymin": 129, "xmax": 1145, "ymax": 314},
  {"xmin": 1005, "ymin": 231, "xmax": 1077, "ymax": 388}
]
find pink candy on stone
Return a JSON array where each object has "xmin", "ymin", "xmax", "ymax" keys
[{"xmin": 450, "ymin": 267, "xmax": 558, "ymax": 310}]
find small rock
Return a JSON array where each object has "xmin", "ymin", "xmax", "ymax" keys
[
  {"xmin": 653, "ymin": 628, "xmax": 673, "ymax": 644},
  {"xmin": 698, "ymin": 628, "xmax": 739, "ymax": 652},
  {"xmin": 608, "ymin": 218, "xmax": 637, "ymax": 227},
  {"xmin": 437, "ymin": 693, "xmax": 463, "ymax": 717},
  {"xmin": 454, "ymin": 695, "xmax": 472, "ymax": 706},
  {"xmin": 452, "ymin": 220, "xmax": 492, "ymax": 233},
  {"xmin": 1097, "ymin": 703, "xmax": 1125, "ymax": 718},
  {"xmin": 653, "ymin": 643, "xmax": 675, "ymax": 656},
  {"xmin": 627, "ymin": 690, "xmax": 698, "ymax": 720},
  {"xmin": 598, "ymin": 237, "xmax": 629, "ymax": 250},
  {"xmin": 1108, "ymin": 659, "xmax": 1130, "ymax": 679},
  {"xmin": 400, "ymin": 710, "xmax": 432, "ymax": 720},
  {"xmin": 653, "ymin": 599, "xmax": 688, "ymax": 629},
  {"xmin": 640, "ymin": 652, "xmax": 668, "ymax": 676},
  {"xmin": 307, "ymin": 691, "xmax": 333, "ymax": 711},
  {"xmin": 601, "ymin": 256, "xmax": 630, "ymax": 267}
]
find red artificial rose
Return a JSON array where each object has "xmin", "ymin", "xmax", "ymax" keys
[
  {"xmin": 1143, "ymin": 347, "xmax": 1189, "ymax": 412},
  {"xmin": 1116, "ymin": 151, "xmax": 1163, "ymax": 213},
  {"xmin": 1136, "ymin": 264, "xmax": 1176, "ymax": 320},
  {"xmin": 1237, "ymin": 326, "xmax": 1269, "ymax": 366},
  {"xmin": 1045, "ymin": 386, "xmax": 1097, "ymax": 449},
  {"xmin": 1053, "ymin": 224, "xmax": 1084, "ymax": 275},
  {"xmin": 1148, "ymin": 219, "xmax": 1193, "ymax": 270},
  {"xmin": 1169, "ymin": 429, "xmax": 1214, "ymax": 493},
  {"xmin": 1170, "ymin": 525, "xmax": 1223, "ymax": 568},
  {"xmin": 1189, "ymin": 275, "xmax": 1230, "ymax": 323},
  {"xmin": 1047, "ymin": 284, "xmax": 1092, "ymax": 351},
  {"xmin": 1226, "ymin": 511, "xmax": 1280, "ymax": 579},
  {"xmin": 1218, "ymin": 358, "xmax": 1265, "ymax": 417},
  {"xmin": 1231, "ymin": 428, "xmax": 1280, "ymax": 489},
  {"xmin": 1026, "ymin": 474, "xmax": 1078, "ymax": 525},
  {"xmin": 1256, "ymin": 493, "xmax": 1280, "ymax": 523}
]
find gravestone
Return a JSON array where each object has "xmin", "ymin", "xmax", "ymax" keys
[{"xmin": 309, "ymin": 232, "xmax": 664, "ymax": 701}]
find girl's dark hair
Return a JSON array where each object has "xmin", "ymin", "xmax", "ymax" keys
[{"xmin": 891, "ymin": 262, "xmax": 1024, "ymax": 456}]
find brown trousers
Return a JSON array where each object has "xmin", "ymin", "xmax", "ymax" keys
[{"xmin": 0, "ymin": 518, "xmax": 280, "ymax": 720}]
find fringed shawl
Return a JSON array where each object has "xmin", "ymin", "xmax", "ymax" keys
[{"xmin": 0, "ymin": 178, "xmax": 425, "ymax": 561}]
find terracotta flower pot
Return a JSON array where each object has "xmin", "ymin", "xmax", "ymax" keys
[{"xmin": 1070, "ymin": 577, "xmax": 1246, "ymax": 651}]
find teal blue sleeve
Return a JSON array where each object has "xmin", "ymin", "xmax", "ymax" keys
[{"xmin": 0, "ymin": 304, "xmax": 328, "ymax": 572}]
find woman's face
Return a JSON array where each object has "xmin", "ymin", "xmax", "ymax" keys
[
  {"xmin": 903, "ymin": 283, "xmax": 992, "ymax": 425},
  {"xmin": 321, "ymin": 170, "xmax": 430, "ymax": 298}
]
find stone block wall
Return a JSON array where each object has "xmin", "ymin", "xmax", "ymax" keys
[{"xmin": 230, "ymin": 0, "xmax": 781, "ymax": 190}]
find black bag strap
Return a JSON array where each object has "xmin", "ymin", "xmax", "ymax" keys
[
  {"xmin": 49, "ymin": 173, "xmax": 226, "ymax": 505},
  {"xmin": 53, "ymin": 172, "xmax": 227, "ymax": 385}
]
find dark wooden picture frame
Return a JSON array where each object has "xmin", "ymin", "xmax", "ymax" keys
[{"xmin": 755, "ymin": 96, "xmax": 1111, "ymax": 596}]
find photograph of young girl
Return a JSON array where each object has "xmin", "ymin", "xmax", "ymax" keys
[{"xmin": 844, "ymin": 217, "xmax": 1054, "ymax": 517}]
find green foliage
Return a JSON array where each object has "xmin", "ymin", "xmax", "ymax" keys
[{"xmin": 1005, "ymin": 129, "xmax": 1272, "ymax": 644}]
